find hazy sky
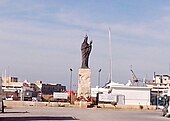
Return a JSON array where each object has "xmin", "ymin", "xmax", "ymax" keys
[{"xmin": 1, "ymin": 0, "xmax": 170, "ymax": 89}]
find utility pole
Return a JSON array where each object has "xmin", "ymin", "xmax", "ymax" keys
[{"xmin": 108, "ymin": 28, "xmax": 112, "ymax": 83}]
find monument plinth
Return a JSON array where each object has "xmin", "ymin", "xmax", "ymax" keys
[{"xmin": 77, "ymin": 68, "xmax": 91, "ymax": 100}]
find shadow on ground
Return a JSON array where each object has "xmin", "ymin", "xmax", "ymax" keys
[
  {"xmin": 0, "ymin": 116, "xmax": 79, "ymax": 121},
  {"xmin": 2, "ymin": 111, "xmax": 29, "ymax": 114}
]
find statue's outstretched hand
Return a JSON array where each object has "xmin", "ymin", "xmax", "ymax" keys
[{"xmin": 90, "ymin": 40, "xmax": 93, "ymax": 45}]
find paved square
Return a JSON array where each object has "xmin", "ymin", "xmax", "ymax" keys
[{"xmin": 0, "ymin": 107, "xmax": 169, "ymax": 121}]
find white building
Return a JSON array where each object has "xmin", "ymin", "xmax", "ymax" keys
[
  {"xmin": 154, "ymin": 75, "xmax": 170, "ymax": 86},
  {"xmin": 110, "ymin": 86, "xmax": 151, "ymax": 105},
  {"xmin": 1, "ymin": 77, "xmax": 34, "ymax": 100},
  {"xmin": 146, "ymin": 74, "xmax": 170, "ymax": 95},
  {"xmin": 91, "ymin": 81, "xmax": 151, "ymax": 106}
]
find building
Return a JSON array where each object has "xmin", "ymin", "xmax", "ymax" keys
[
  {"xmin": 146, "ymin": 74, "xmax": 170, "ymax": 96},
  {"xmin": 35, "ymin": 80, "xmax": 43, "ymax": 90},
  {"xmin": 2, "ymin": 77, "xmax": 41, "ymax": 101},
  {"xmin": 109, "ymin": 86, "xmax": 151, "ymax": 105},
  {"xmin": 41, "ymin": 83, "xmax": 66, "ymax": 95},
  {"xmin": 146, "ymin": 74, "xmax": 170, "ymax": 105},
  {"xmin": 1, "ymin": 76, "xmax": 67, "ymax": 101},
  {"xmin": 2, "ymin": 77, "xmax": 18, "ymax": 84},
  {"xmin": 91, "ymin": 81, "xmax": 151, "ymax": 106},
  {"xmin": 154, "ymin": 75, "xmax": 170, "ymax": 86},
  {"xmin": 2, "ymin": 77, "xmax": 23, "ymax": 100}
]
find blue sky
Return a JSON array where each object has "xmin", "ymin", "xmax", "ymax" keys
[{"xmin": 1, "ymin": 0, "xmax": 170, "ymax": 89}]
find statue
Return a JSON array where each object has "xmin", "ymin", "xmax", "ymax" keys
[{"xmin": 81, "ymin": 35, "xmax": 92, "ymax": 68}]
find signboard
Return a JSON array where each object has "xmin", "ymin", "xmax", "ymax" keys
[
  {"xmin": 99, "ymin": 93, "xmax": 117, "ymax": 102},
  {"xmin": 53, "ymin": 92, "xmax": 68, "ymax": 99}
]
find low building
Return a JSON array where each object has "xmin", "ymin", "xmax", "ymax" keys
[
  {"xmin": 1, "ymin": 77, "xmax": 41, "ymax": 101},
  {"xmin": 153, "ymin": 74, "xmax": 170, "ymax": 86},
  {"xmin": 110, "ymin": 86, "xmax": 151, "ymax": 105},
  {"xmin": 2, "ymin": 77, "xmax": 22, "ymax": 100},
  {"xmin": 42, "ymin": 83, "xmax": 66, "ymax": 95},
  {"xmin": 91, "ymin": 81, "xmax": 151, "ymax": 106},
  {"xmin": 146, "ymin": 74, "xmax": 170, "ymax": 105},
  {"xmin": 1, "ymin": 77, "xmax": 66, "ymax": 101}
]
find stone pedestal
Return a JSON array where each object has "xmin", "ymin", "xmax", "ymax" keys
[{"xmin": 77, "ymin": 68, "xmax": 91, "ymax": 100}]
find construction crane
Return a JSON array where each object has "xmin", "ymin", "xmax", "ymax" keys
[
  {"xmin": 130, "ymin": 65, "xmax": 141, "ymax": 86},
  {"xmin": 130, "ymin": 69, "xmax": 139, "ymax": 83},
  {"xmin": 127, "ymin": 65, "xmax": 147, "ymax": 86}
]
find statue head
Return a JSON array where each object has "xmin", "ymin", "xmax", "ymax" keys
[{"xmin": 84, "ymin": 34, "xmax": 88, "ymax": 43}]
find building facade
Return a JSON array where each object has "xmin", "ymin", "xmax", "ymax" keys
[
  {"xmin": 146, "ymin": 74, "xmax": 170, "ymax": 105},
  {"xmin": 154, "ymin": 75, "xmax": 170, "ymax": 86},
  {"xmin": 42, "ymin": 84, "xmax": 66, "ymax": 95},
  {"xmin": 91, "ymin": 85, "xmax": 151, "ymax": 106}
]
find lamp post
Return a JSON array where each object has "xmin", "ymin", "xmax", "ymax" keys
[
  {"xmin": 98, "ymin": 69, "xmax": 102, "ymax": 88},
  {"xmin": 96, "ymin": 69, "xmax": 101, "ymax": 105},
  {"xmin": 70, "ymin": 68, "xmax": 73, "ymax": 104}
]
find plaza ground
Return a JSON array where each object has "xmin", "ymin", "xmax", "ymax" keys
[{"xmin": 0, "ymin": 106, "xmax": 169, "ymax": 121}]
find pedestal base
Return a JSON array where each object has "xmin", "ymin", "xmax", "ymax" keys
[{"xmin": 77, "ymin": 68, "xmax": 91, "ymax": 100}]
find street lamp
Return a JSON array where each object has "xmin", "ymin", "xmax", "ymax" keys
[
  {"xmin": 96, "ymin": 69, "xmax": 101, "ymax": 105},
  {"xmin": 98, "ymin": 69, "xmax": 102, "ymax": 88},
  {"xmin": 70, "ymin": 68, "xmax": 73, "ymax": 104}
]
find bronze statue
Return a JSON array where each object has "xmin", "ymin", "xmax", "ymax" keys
[{"xmin": 81, "ymin": 35, "xmax": 92, "ymax": 68}]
